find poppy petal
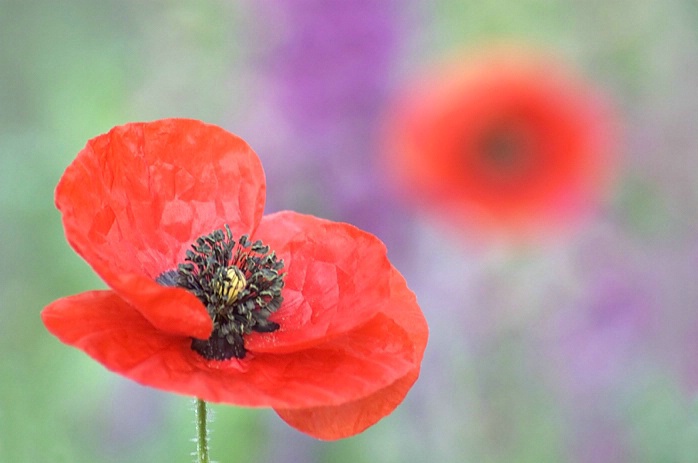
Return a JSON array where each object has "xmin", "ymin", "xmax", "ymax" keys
[
  {"xmin": 275, "ymin": 369, "xmax": 420, "ymax": 440},
  {"xmin": 229, "ymin": 312, "xmax": 416, "ymax": 408},
  {"xmin": 42, "ymin": 291, "xmax": 415, "ymax": 410},
  {"xmin": 56, "ymin": 118, "xmax": 265, "ymax": 336},
  {"xmin": 245, "ymin": 211, "xmax": 394, "ymax": 353},
  {"xmin": 106, "ymin": 274, "xmax": 213, "ymax": 339},
  {"xmin": 42, "ymin": 291, "xmax": 187, "ymax": 371},
  {"xmin": 382, "ymin": 266, "xmax": 429, "ymax": 361},
  {"xmin": 273, "ymin": 267, "xmax": 428, "ymax": 439}
]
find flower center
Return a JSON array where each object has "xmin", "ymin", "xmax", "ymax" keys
[
  {"xmin": 156, "ymin": 225, "xmax": 285, "ymax": 360},
  {"xmin": 480, "ymin": 125, "xmax": 531, "ymax": 175}
]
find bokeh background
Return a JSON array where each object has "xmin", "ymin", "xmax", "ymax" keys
[{"xmin": 2, "ymin": 0, "xmax": 698, "ymax": 462}]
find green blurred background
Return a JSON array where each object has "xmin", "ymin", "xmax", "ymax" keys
[{"xmin": 2, "ymin": 0, "xmax": 698, "ymax": 462}]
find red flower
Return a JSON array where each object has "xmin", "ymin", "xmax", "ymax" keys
[
  {"xmin": 42, "ymin": 118, "xmax": 428, "ymax": 440},
  {"xmin": 384, "ymin": 49, "xmax": 617, "ymax": 238}
]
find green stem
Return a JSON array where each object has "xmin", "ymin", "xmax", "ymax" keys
[{"xmin": 195, "ymin": 398, "xmax": 210, "ymax": 463}]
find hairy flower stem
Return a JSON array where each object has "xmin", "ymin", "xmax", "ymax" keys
[{"xmin": 195, "ymin": 398, "xmax": 210, "ymax": 463}]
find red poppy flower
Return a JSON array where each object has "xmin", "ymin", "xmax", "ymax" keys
[
  {"xmin": 42, "ymin": 118, "xmax": 428, "ymax": 440},
  {"xmin": 383, "ymin": 48, "xmax": 617, "ymax": 238}
]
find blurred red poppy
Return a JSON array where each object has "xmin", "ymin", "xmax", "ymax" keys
[
  {"xmin": 42, "ymin": 118, "xmax": 428, "ymax": 440},
  {"xmin": 384, "ymin": 49, "xmax": 617, "ymax": 238}
]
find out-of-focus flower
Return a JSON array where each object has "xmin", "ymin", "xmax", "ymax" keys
[
  {"xmin": 42, "ymin": 118, "xmax": 428, "ymax": 440},
  {"xmin": 383, "ymin": 48, "xmax": 617, "ymax": 238}
]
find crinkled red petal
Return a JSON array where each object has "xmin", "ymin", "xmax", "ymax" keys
[
  {"xmin": 106, "ymin": 273, "xmax": 212, "ymax": 338},
  {"xmin": 55, "ymin": 118, "xmax": 266, "ymax": 337},
  {"xmin": 273, "ymin": 267, "xmax": 429, "ymax": 439},
  {"xmin": 42, "ymin": 290, "xmax": 418, "ymax": 409},
  {"xmin": 42, "ymin": 291, "xmax": 187, "ymax": 371},
  {"xmin": 245, "ymin": 211, "xmax": 394, "ymax": 353},
  {"xmin": 276, "ymin": 369, "xmax": 420, "ymax": 440}
]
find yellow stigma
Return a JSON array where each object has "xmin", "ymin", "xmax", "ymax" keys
[{"xmin": 215, "ymin": 266, "xmax": 247, "ymax": 303}]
